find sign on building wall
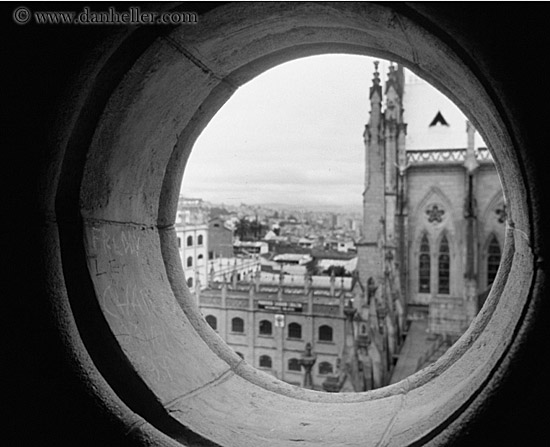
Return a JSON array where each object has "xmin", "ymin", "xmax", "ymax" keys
[
  {"xmin": 274, "ymin": 314, "xmax": 285, "ymax": 327},
  {"xmin": 258, "ymin": 300, "xmax": 303, "ymax": 313}
]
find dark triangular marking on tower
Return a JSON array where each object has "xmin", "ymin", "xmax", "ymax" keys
[{"xmin": 429, "ymin": 111, "xmax": 449, "ymax": 127}]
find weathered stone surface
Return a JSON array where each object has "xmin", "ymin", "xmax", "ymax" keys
[
  {"xmin": 72, "ymin": 3, "xmax": 539, "ymax": 444},
  {"xmin": 84, "ymin": 222, "xmax": 230, "ymax": 404},
  {"xmin": 81, "ymin": 38, "xmax": 222, "ymax": 225},
  {"xmin": 168, "ymin": 372, "xmax": 404, "ymax": 446},
  {"xmin": 9, "ymin": 2, "xmax": 548, "ymax": 446}
]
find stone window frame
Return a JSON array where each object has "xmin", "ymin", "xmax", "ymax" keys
[
  {"xmin": 287, "ymin": 322, "xmax": 302, "ymax": 340},
  {"xmin": 287, "ymin": 358, "xmax": 301, "ymax": 372},
  {"xmin": 437, "ymin": 234, "xmax": 451, "ymax": 295},
  {"xmin": 259, "ymin": 319, "xmax": 273, "ymax": 336},
  {"xmin": 231, "ymin": 317, "xmax": 245, "ymax": 334},
  {"xmin": 318, "ymin": 324, "xmax": 333, "ymax": 342},
  {"xmin": 259, "ymin": 355, "xmax": 272, "ymax": 369},
  {"xmin": 45, "ymin": 3, "xmax": 541, "ymax": 446},
  {"xmin": 418, "ymin": 232, "xmax": 431, "ymax": 293}
]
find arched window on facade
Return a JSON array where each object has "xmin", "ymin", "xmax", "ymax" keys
[
  {"xmin": 487, "ymin": 235, "xmax": 501, "ymax": 286},
  {"xmin": 318, "ymin": 325, "xmax": 333, "ymax": 342},
  {"xmin": 259, "ymin": 355, "xmax": 272, "ymax": 369},
  {"xmin": 419, "ymin": 233, "xmax": 431, "ymax": 293},
  {"xmin": 197, "ymin": 254, "xmax": 204, "ymax": 265},
  {"xmin": 318, "ymin": 361, "xmax": 333, "ymax": 375},
  {"xmin": 438, "ymin": 234, "xmax": 450, "ymax": 294},
  {"xmin": 259, "ymin": 320, "xmax": 272, "ymax": 335},
  {"xmin": 186, "ymin": 256, "xmax": 193, "ymax": 268},
  {"xmin": 205, "ymin": 315, "xmax": 217, "ymax": 330},
  {"xmin": 288, "ymin": 322, "xmax": 302, "ymax": 339},
  {"xmin": 186, "ymin": 235, "xmax": 193, "ymax": 246},
  {"xmin": 288, "ymin": 358, "xmax": 301, "ymax": 371},
  {"xmin": 198, "ymin": 234, "xmax": 204, "ymax": 245},
  {"xmin": 231, "ymin": 317, "xmax": 244, "ymax": 333},
  {"xmin": 186, "ymin": 277, "xmax": 193, "ymax": 288}
]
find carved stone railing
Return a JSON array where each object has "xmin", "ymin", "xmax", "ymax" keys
[{"xmin": 406, "ymin": 147, "xmax": 493, "ymax": 165}]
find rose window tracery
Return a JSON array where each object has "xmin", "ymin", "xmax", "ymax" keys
[{"xmin": 426, "ymin": 204, "xmax": 445, "ymax": 223}]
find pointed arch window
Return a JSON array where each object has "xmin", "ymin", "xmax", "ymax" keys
[
  {"xmin": 419, "ymin": 234, "xmax": 431, "ymax": 293},
  {"xmin": 438, "ymin": 235, "xmax": 450, "ymax": 294},
  {"xmin": 487, "ymin": 235, "xmax": 501, "ymax": 286}
]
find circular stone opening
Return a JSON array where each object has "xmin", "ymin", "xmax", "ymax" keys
[
  {"xmin": 180, "ymin": 53, "xmax": 505, "ymax": 389},
  {"xmin": 51, "ymin": 3, "xmax": 535, "ymax": 446}
]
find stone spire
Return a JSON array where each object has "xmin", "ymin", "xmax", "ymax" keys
[
  {"xmin": 369, "ymin": 61, "xmax": 382, "ymax": 100},
  {"xmin": 357, "ymin": 61, "xmax": 386, "ymax": 291}
]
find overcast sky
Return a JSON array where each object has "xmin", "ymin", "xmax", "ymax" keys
[{"xmin": 179, "ymin": 55, "xmax": 401, "ymax": 210}]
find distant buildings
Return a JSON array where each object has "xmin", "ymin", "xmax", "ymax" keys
[
  {"xmin": 180, "ymin": 64, "xmax": 504, "ymax": 391},
  {"xmin": 208, "ymin": 217, "xmax": 233, "ymax": 259},
  {"xmin": 175, "ymin": 206, "xmax": 208, "ymax": 293},
  {"xmin": 197, "ymin": 271, "xmax": 352, "ymax": 388}
]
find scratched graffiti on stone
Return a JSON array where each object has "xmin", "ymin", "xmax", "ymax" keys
[
  {"xmin": 83, "ymin": 224, "xmax": 187, "ymax": 385},
  {"xmin": 119, "ymin": 327, "xmax": 178, "ymax": 384},
  {"xmin": 88, "ymin": 226, "xmax": 141, "ymax": 256},
  {"xmin": 100, "ymin": 283, "xmax": 178, "ymax": 319},
  {"xmin": 91, "ymin": 256, "xmax": 127, "ymax": 276}
]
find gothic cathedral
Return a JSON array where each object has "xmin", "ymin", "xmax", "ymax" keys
[{"xmin": 329, "ymin": 62, "xmax": 505, "ymax": 392}]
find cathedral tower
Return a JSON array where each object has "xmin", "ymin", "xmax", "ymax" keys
[{"xmin": 356, "ymin": 62, "xmax": 406, "ymax": 308}]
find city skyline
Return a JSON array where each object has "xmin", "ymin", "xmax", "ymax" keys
[
  {"xmin": 181, "ymin": 54, "xmax": 388, "ymax": 209},
  {"xmin": 181, "ymin": 54, "xmax": 470, "ymax": 209}
]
